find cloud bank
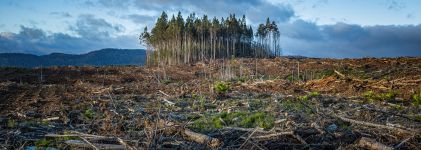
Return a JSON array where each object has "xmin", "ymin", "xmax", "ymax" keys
[
  {"xmin": 0, "ymin": 15, "xmax": 138, "ymax": 55},
  {"xmin": 280, "ymin": 20, "xmax": 421, "ymax": 58},
  {"xmin": 0, "ymin": 0, "xmax": 420, "ymax": 58}
]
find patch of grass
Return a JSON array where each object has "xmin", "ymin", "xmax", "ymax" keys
[
  {"xmin": 249, "ymin": 99, "xmax": 265, "ymax": 111},
  {"xmin": 214, "ymin": 81, "xmax": 230, "ymax": 94},
  {"xmin": 317, "ymin": 69, "xmax": 334, "ymax": 79},
  {"xmin": 231, "ymin": 76, "xmax": 248, "ymax": 83},
  {"xmin": 35, "ymin": 136, "xmax": 80, "ymax": 149},
  {"xmin": 363, "ymin": 90, "xmax": 397, "ymax": 103},
  {"xmin": 161, "ymin": 78, "xmax": 172, "ymax": 85},
  {"xmin": 192, "ymin": 95, "xmax": 207, "ymax": 111},
  {"xmin": 35, "ymin": 138, "xmax": 53, "ymax": 148},
  {"xmin": 412, "ymin": 114, "xmax": 421, "ymax": 121},
  {"xmin": 298, "ymin": 95, "xmax": 309, "ymax": 101},
  {"xmin": 389, "ymin": 103, "xmax": 405, "ymax": 110},
  {"xmin": 379, "ymin": 91, "xmax": 397, "ymax": 101},
  {"xmin": 309, "ymin": 91, "xmax": 321, "ymax": 97},
  {"xmin": 280, "ymin": 99, "xmax": 312, "ymax": 114},
  {"xmin": 190, "ymin": 111, "xmax": 275, "ymax": 132}
]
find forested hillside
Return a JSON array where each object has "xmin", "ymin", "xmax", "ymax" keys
[{"xmin": 0, "ymin": 49, "xmax": 146, "ymax": 67}]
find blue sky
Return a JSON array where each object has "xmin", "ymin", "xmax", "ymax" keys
[{"xmin": 0, "ymin": 0, "xmax": 420, "ymax": 58}]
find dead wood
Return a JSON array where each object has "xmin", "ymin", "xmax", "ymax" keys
[
  {"xmin": 80, "ymin": 136, "xmax": 99, "ymax": 150},
  {"xmin": 159, "ymin": 90, "xmax": 176, "ymax": 106},
  {"xmin": 157, "ymin": 119, "xmax": 221, "ymax": 148},
  {"xmin": 223, "ymin": 126, "xmax": 269, "ymax": 134},
  {"xmin": 251, "ymin": 131, "xmax": 293, "ymax": 140},
  {"xmin": 184, "ymin": 128, "xmax": 221, "ymax": 148},
  {"xmin": 394, "ymin": 137, "xmax": 412, "ymax": 149},
  {"xmin": 357, "ymin": 137, "xmax": 393, "ymax": 150},
  {"xmin": 336, "ymin": 115, "xmax": 420, "ymax": 134},
  {"xmin": 65, "ymin": 140, "xmax": 126, "ymax": 150}
]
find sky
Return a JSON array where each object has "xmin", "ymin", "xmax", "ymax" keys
[{"xmin": 0, "ymin": 0, "xmax": 420, "ymax": 58}]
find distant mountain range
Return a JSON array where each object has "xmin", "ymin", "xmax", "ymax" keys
[{"xmin": 0, "ymin": 49, "xmax": 146, "ymax": 68}]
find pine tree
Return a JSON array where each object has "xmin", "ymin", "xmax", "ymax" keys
[{"xmin": 140, "ymin": 12, "xmax": 281, "ymax": 66}]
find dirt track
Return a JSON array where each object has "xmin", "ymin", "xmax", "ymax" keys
[{"xmin": 0, "ymin": 57, "xmax": 420, "ymax": 149}]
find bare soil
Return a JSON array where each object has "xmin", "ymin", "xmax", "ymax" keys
[{"xmin": 0, "ymin": 57, "xmax": 420, "ymax": 149}]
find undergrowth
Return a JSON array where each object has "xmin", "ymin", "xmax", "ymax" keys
[
  {"xmin": 363, "ymin": 90, "xmax": 397, "ymax": 103},
  {"xmin": 190, "ymin": 111, "xmax": 275, "ymax": 132}
]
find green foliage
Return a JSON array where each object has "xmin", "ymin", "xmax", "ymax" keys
[
  {"xmin": 35, "ymin": 139, "xmax": 53, "ymax": 149},
  {"xmin": 35, "ymin": 136, "xmax": 80, "ymax": 149},
  {"xmin": 363, "ymin": 90, "xmax": 376, "ymax": 103},
  {"xmin": 142, "ymin": 11, "xmax": 281, "ymax": 66},
  {"xmin": 280, "ymin": 99, "xmax": 313, "ymax": 114},
  {"xmin": 161, "ymin": 78, "xmax": 172, "ymax": 85},
  {"xmin": 363, "ymin": 90, "xmax": 397, "ymax": 102},
  {"xmin": 7, "ymin": 119, "xmax": 16, "ymax": 128},
  {"xmin": 412, "ymin": 90, "xmax": 421, "ymax": 108},
  {"xmin": 248, "ymin": 99, "xmax": 265, "ymax": 111},
  {"xmin": 190, "ymin": 111, "xmax": 275, "ymax": 132},
  {"xmin": 214, "ymin": 81, "xmax": 230, "ymax": 94},
  {"xmin": 84, "ymin": 108, "xmax": 95, "ymax": 119},
  {"xmin": 309, "ymin": 91, "xmax": 321, "ymax": 97},
  {"xmin": 192, "ymin": 95, "xmax": 207, "ymax": 111},
  {"xmin": 318, "ymin": 69, "xmax": 334, "ymax": 78}
]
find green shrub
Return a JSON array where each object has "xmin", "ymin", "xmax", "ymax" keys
[
  {"xmin": 84, "ymin": 109, "xmax": 95, "ymax": 119},
  {"xmin": 214, "ymin": 81, "xmax": 229, "ymax": 94},
  {"xmin": 412, "ymin": 90, "xmax": 421, "ymax": 108}
]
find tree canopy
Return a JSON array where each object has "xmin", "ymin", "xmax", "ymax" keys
[{"xmin": 140, "ymin": 11, "xmax": 281, "ymax": 66}]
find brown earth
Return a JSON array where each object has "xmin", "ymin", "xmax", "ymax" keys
[{"xmin": 0, "ymin": 57, "xmax": 420, "ymax": 149}]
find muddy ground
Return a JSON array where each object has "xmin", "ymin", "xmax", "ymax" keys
[{"xmin": 0, "ymin": 57, "xmax": 420, "ymax": 149}]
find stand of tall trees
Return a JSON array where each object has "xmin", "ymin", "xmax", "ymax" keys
[{"xmin": 140, "ymin": 11, "xmax": 281, "ymax": 66}]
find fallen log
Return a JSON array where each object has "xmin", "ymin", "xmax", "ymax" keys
[
  {"xmin": 65, "ymin": 140, "xmax": 126, "ymax": 150},
  {"xmin": 336, "ymin": 115, "xmax": 420, "ymax": 134},
  {"xmin": 223, "ymin": 126, "xmax": 269, "ymax": 134},
  {"xmin": 357, "ymin": 137, "xmax": 393, "ymax": 150},
  {"xmin": 42, "ymin": 117, "xmax": 59, "ymax": 122},
  {"xmin": 252, "ymin": 131, "xmax": 293, "ymax": 140},
  {"xmin": 184, "ymin": 128, "xmax": 221, "ymax": 148},
  {"xmin": 157, "ymin": 120, "xmax": 221, "ymax": 148}
]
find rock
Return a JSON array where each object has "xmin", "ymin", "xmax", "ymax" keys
[{"xmin": 326, "ymin": 124, "xmax": 338, "ymax": 133}]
